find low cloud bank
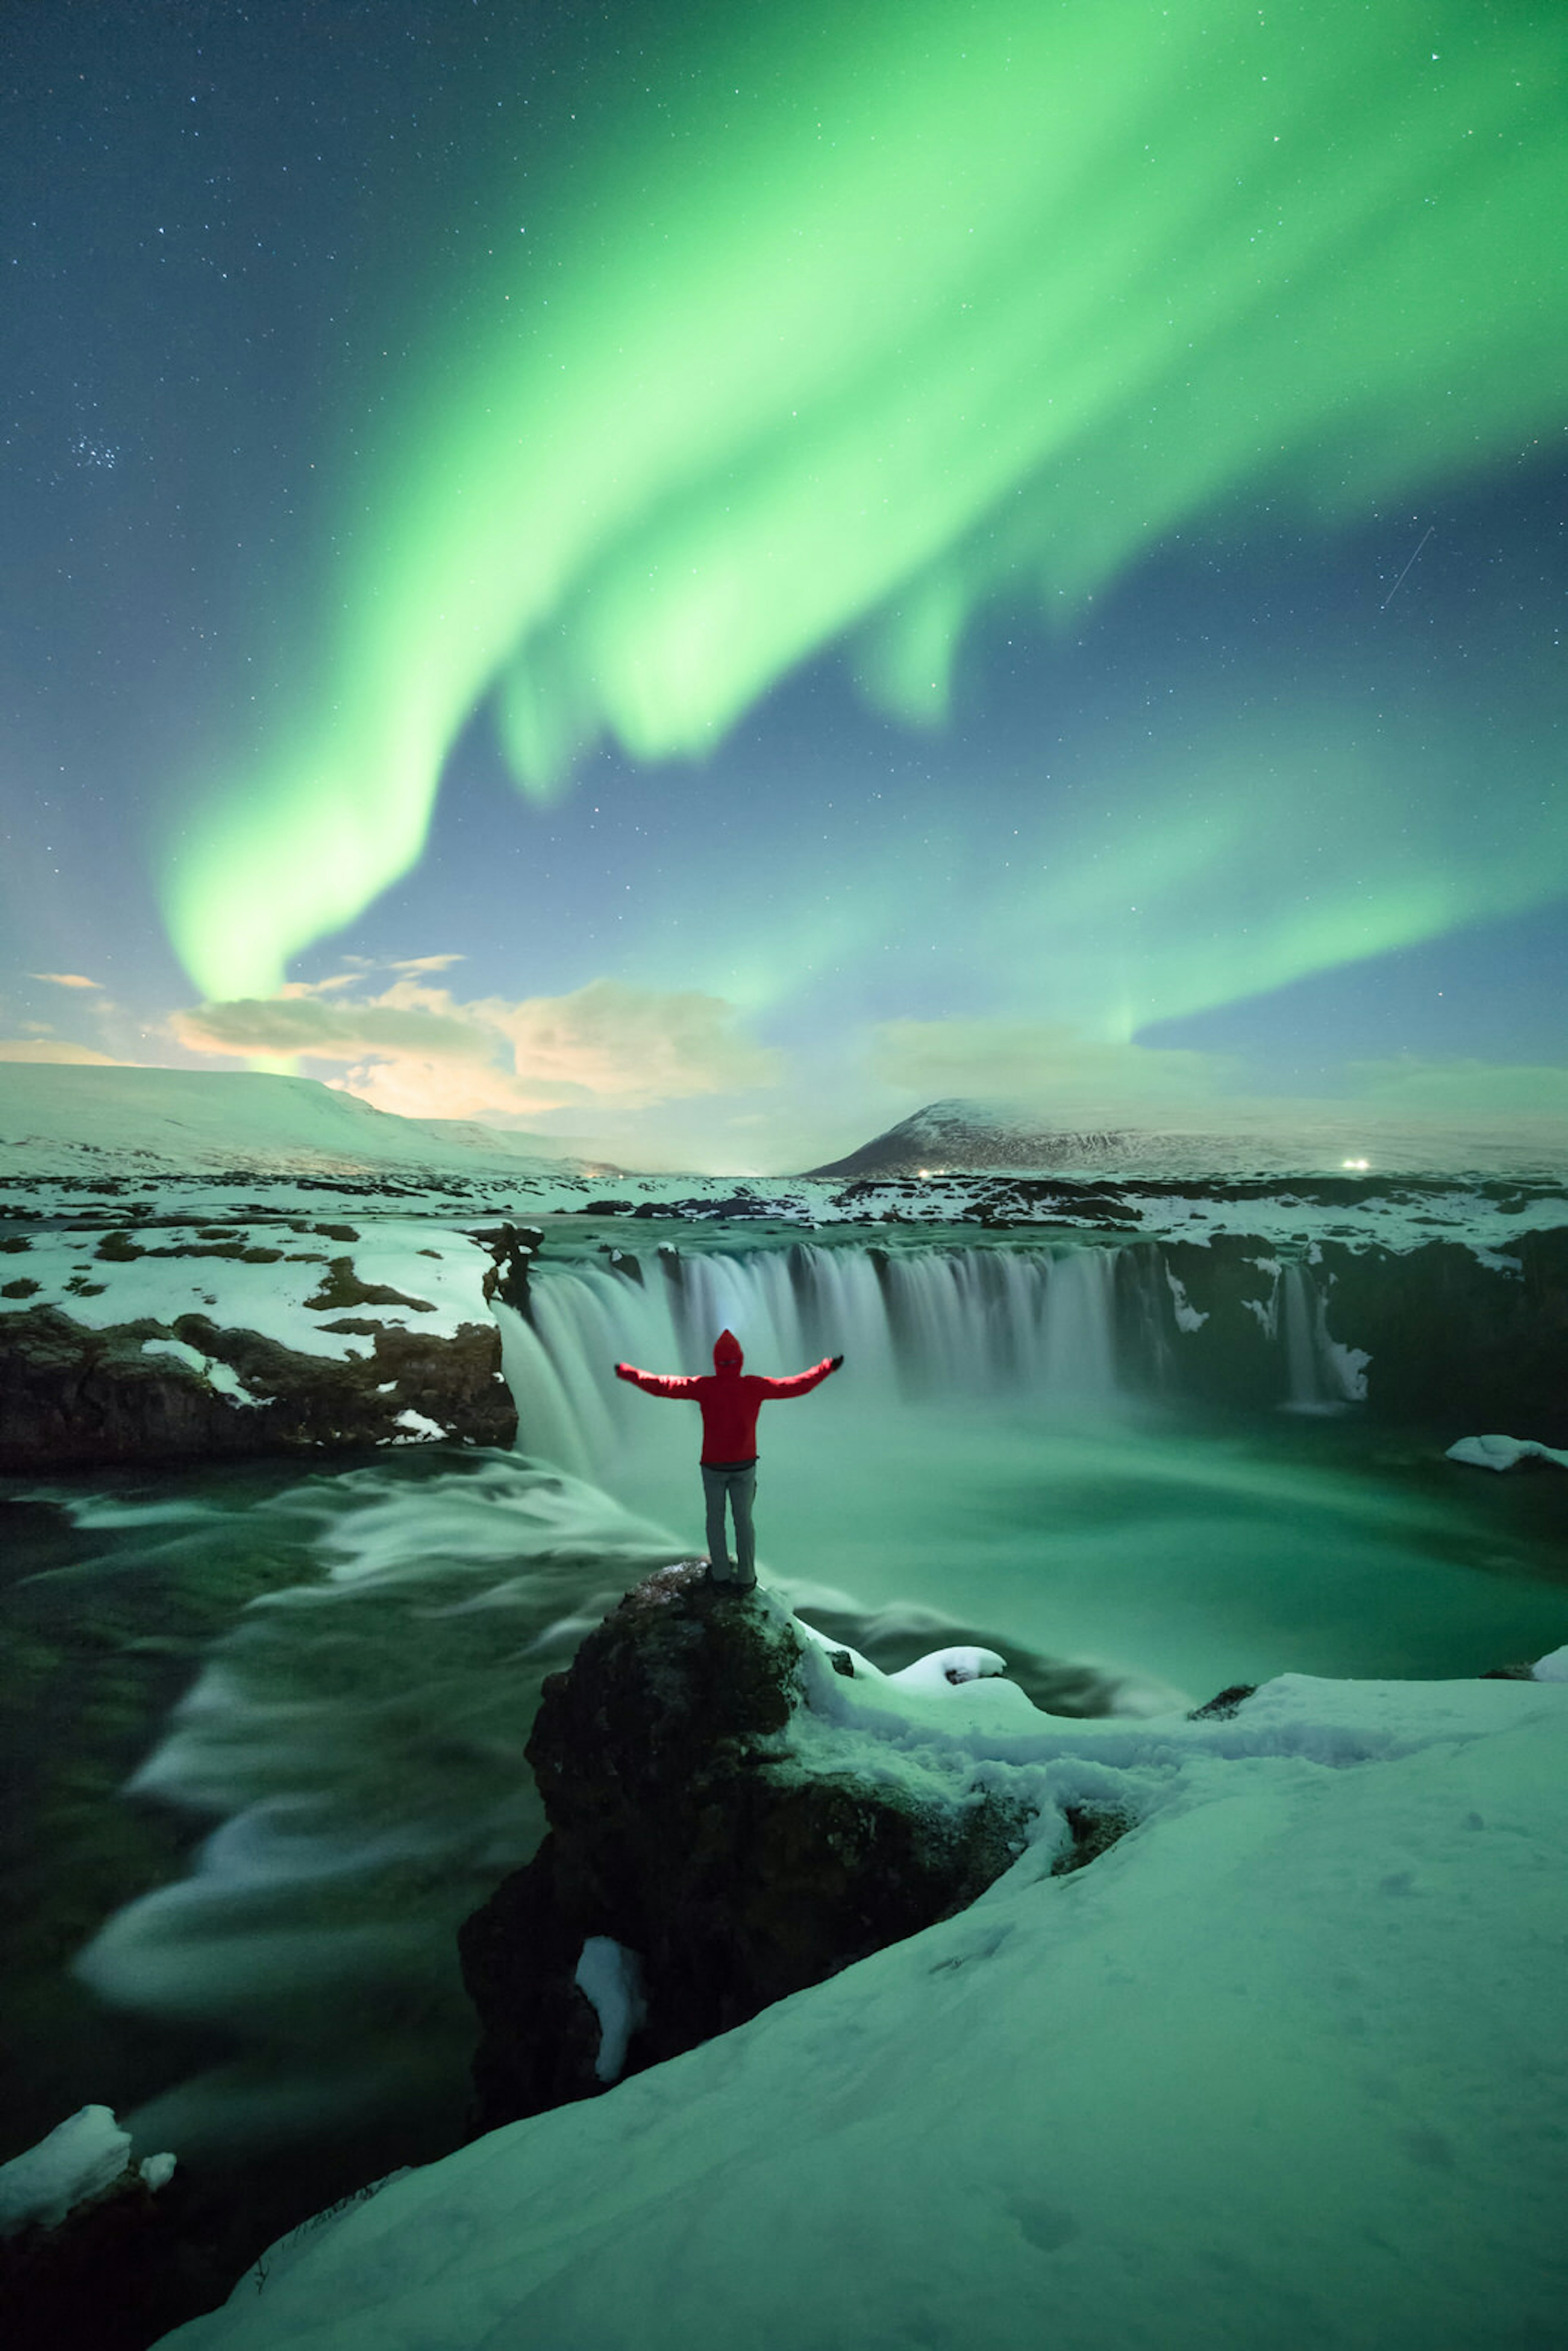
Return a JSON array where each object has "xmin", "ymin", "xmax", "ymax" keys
[
  {"xmin": 171, "ymin": 977, "xmax": 780, "ymax": 1123},
  {"xmin": 873, "ymin": 1017, "xmax": 1568, "ymax": 1146},
  {"xmin": 0, "ymin": 1040, "xmax": 123, "ymax": 1066}
]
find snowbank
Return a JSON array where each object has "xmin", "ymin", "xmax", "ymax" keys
[
  {"xmin": 0, "ymin": 2106, "xmax": 173, "ymax": 2237},
  {"xmin": 0, "ymin": 1218, "xmax": 497, "ymax": 1365},
  {"xmin": 158, "ymin": 1667, "xmax": 1568, "ymax": 2351}
]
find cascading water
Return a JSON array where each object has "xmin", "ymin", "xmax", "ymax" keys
[
  {"xmin": 499, "ymin": 1237, "xmax": 1372, "ymax": 1477},
  {"xmin": 500, "ymin": 1242, "xmax": 1129, "ymax": 1484},
  {"xmin": 1241, "ymin": 1258, "xmax": 1372, "ymax": 1414}
]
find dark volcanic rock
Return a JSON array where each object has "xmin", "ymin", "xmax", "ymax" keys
[
  {"xmin": 0, "ymin": 2164, "xmax": 231, "ymax": 2351},
  {"xmin": 459, "ymin": 1564, "xmax": 1033, "ymax": 2131},
  {"xmin": 474, "ymin": 1222, "xmax": 542, "ymax": 1313},
  {"xmin": 0, "ymin": 1304, "xmax": 514, "ymax": 1471}
]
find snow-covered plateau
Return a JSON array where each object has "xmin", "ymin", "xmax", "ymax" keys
[
  {"xmin": 4, "ymin": 1063, "xmax": 1567, "ymax": 1472},
  {"xmin": 156, "ymin": 1651, "xmax": 1568, "ymax": 2351}
]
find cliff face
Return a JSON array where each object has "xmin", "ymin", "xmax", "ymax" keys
[
  {"xmin": 459, "ymin": 1565, "xmax": 1037, "ymax": 2131},
  {"xmin": 0, "ymin": 1219, "xmax": 526, "ymax": 1468},
  {"xmin": 0, "ymin": 1303, "xmax": 514, "ymax": 1469},
  {"xmin": 1151, "ymin": 1227, "xmax": 1568, "ymax": 1438}
]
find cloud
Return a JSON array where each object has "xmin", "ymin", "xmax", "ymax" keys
[
  {"xmin": 277, "ymin": 973, "xmax": 363, "ymax": 998},
  {"xmin": 388, "ymin": 954, "xmax": 466, "ymax": 975},
  {"xmin": 171, "ymin": 994, "xmax": 492, "ymax": 1064},
  {"xmin": 0, "ymin": 1040, "xmax": 123, "ymax": 1064},
  {"xmin": 28, "ymin": 973, "xmax": 102, "ymax": 991},
  {"xmin": 171, "ymin": 977, "xmax": 780, "ymax": 1121},
  {"xmin": 871, "ymin": 1020, "xmax": 1233, "ymax": 1125}
]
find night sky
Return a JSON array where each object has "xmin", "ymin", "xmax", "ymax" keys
[{"xmin": 4, "ymin": 0, "xmax": 1565, "ymax": 1171}]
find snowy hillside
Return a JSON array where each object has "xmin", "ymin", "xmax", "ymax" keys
[
  {"xmin": 157, "ymin": 1655, "xmax": 1568, "ymax": 2351},
  {"xmin": 0, "ymin": 1066, "xmax": 592, "ymax": 1181},
  {"xmin": 806, "ymin": 1097, "xmax": 1147, "ymax": 1176},
  {"xmin": 806, "ymin": 1096, "xmax": 1568, "ymax": 1181}
]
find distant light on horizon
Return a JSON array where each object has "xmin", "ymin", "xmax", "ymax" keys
[{"xmin": 1342, "ymin": 1158, "xmax": 1371, "ymax": 1171}]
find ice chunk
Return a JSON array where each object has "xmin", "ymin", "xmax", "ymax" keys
[
  {"xmin": 1447, "ymin": 1434, "xmax": 1568, "ymax": 1473},
  {"xmin": 1532, "ymin": 1645, "xmax": 1568, "ymax": 1683},
  {"xmin": 573, "ymin": 1937, "xmax": 648, "ymax": 2084}
]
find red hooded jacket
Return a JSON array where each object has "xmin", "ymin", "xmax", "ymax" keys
[{"xmin": 614, "ymin": 1329, "xmax": 837, "ymax": 1463}]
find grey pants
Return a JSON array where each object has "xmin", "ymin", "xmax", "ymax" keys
[{"xmin": 701, "ymin": 1463, "xmax": 757, "ymax": 1586}]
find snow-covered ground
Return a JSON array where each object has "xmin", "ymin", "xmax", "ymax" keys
[
  {"xmin": 0, "ymin": 1064, "xmax": 591, "ymax": 1183},
  {"xmin": 157, "ymin": 1644, "xmax": 1568, "ymax": 2351},
  {"xmin": 0, "ymin": 2104, "xmax": 174, "ymax": 2236},
  {"xmin": 4, "ymin": 1065, "xmax": 1564, "ymax": 1262},
  {"xmin": 0, "ymin": 1216, "xmax": 501, "ymax": 1366}
]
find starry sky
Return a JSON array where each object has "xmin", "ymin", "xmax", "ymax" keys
[{"xmin": 3, "ymin": 0, "xmax": 1565, "ymax": 1171}]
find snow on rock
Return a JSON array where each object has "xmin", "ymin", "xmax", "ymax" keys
[
  {"xmin": 158, "ymin": 1668, "xmax": 1568, "ymax": 2351},
  {"xmin": 1164, "ymin": 1266, "xmax": 1208, "ymax": 1331},
  {"xmin": 0, "ymin": 1219, "xmax": 517, "ymax": 1467},
  {"xmin": 0, "ymin": 2106, "xmax": 174, "ymax": 2237},
  {"xmin": 142, "ymin": 1337, "xmax": 266, "ymax": 1405},
  {"xmin": 883, "ymin": 1644, "xmax": 1007, "ymax": 1692},
  {"xmin": 1447, "ymin": 1432, "xmax": 1568, "ymax": 1472},
  {"xmin": 573, "ymin": 1939, "xmax": 649, "ymax": 2084},
  {"xmin": 457, "ymin": 1567, "xmax": 1036, "ymax": 2135},
  {"xmin": 1532, "ymin": 1644, "xmax": 1568, "ymax": 1682}
]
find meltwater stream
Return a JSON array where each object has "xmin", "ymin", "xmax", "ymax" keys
[{"xmin": 27, "ymin": 1237, "xmax": 1567, "ymax": 2165}]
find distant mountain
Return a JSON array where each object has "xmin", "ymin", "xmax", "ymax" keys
[
  {"xmin": 0, "ymin": 1064, "xmax": 598, "ymax": 1180},
  {"xmin": 805, "ymin": 1096, "xmax": 1568, "ymax": 1183},
  {"xmin": 804, "ymin": 1100, "xmax": 1149, "ymax": 1178}
]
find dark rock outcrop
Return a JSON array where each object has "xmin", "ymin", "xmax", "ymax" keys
[
  {"xmin": 0, "ymin": 2164, "xmax": 231, "ymax": 2351},
  {"xmin": 459, "ymin": 1565, "xmax": 1034, "ymax": 2132},
  {"xmin": 0, "ymin": 1305, "xmax": 514, "ymax": 1471},
  {"xmin": 475, "ymin": 1222, "xmax": 542, "ymax": 1313}
]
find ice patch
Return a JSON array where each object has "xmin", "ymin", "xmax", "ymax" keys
[
  {"xmin": 573, "ymin": 1937, "xmax": 648, "ymax": 2083},
  {"xmin": 393, "ymin": 1407, "xmax": 448, "ymax": 1441},
  {"xmin": 1164, "ymin": 1267, "xmax": 1208, "ymax": 1332}
]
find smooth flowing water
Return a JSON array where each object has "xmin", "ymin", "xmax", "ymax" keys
[{"xmin": 3, "ymin": 1235, "xmax": 1565, "ymax": 2177}]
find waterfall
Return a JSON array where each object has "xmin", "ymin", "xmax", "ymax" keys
[
  {"xmin": 500, "ymin": 1239, "xmax": 1371, "ymax": 1470},
  {"xmin": 497, "ymin": 1242, "xmax": 1132, "ymax": 1477},
  {"xmin": 1272, "ymin": 1262, "xmax": 1372, "ymax": 1414}
]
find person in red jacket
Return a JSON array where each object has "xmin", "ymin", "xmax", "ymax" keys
[{"xmin": 614, "ymin": 1329, "xmax": 842, "ymax": 1588}]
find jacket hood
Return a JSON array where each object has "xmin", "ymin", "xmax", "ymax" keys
[{"xmin": 712, "ymin": 1328, "xmax": 744, "ymax": 1372}]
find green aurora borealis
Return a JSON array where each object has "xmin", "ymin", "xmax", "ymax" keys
[
  {"xmin": 2, "ymin": 0, "xmax": 1565, "ymax": 1162},
  {"xmin": 155, "ymin": 0, "xmax": 1567, "ymax": 1009}
]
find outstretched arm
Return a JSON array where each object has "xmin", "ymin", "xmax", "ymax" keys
[
  {"xmin": 757, "ymin": 1354, "xmax": 843, "ymax": 1399},
  {"xmin": 614, "ymin": 1362, "xmax": 698, "ymax": 1398}
]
